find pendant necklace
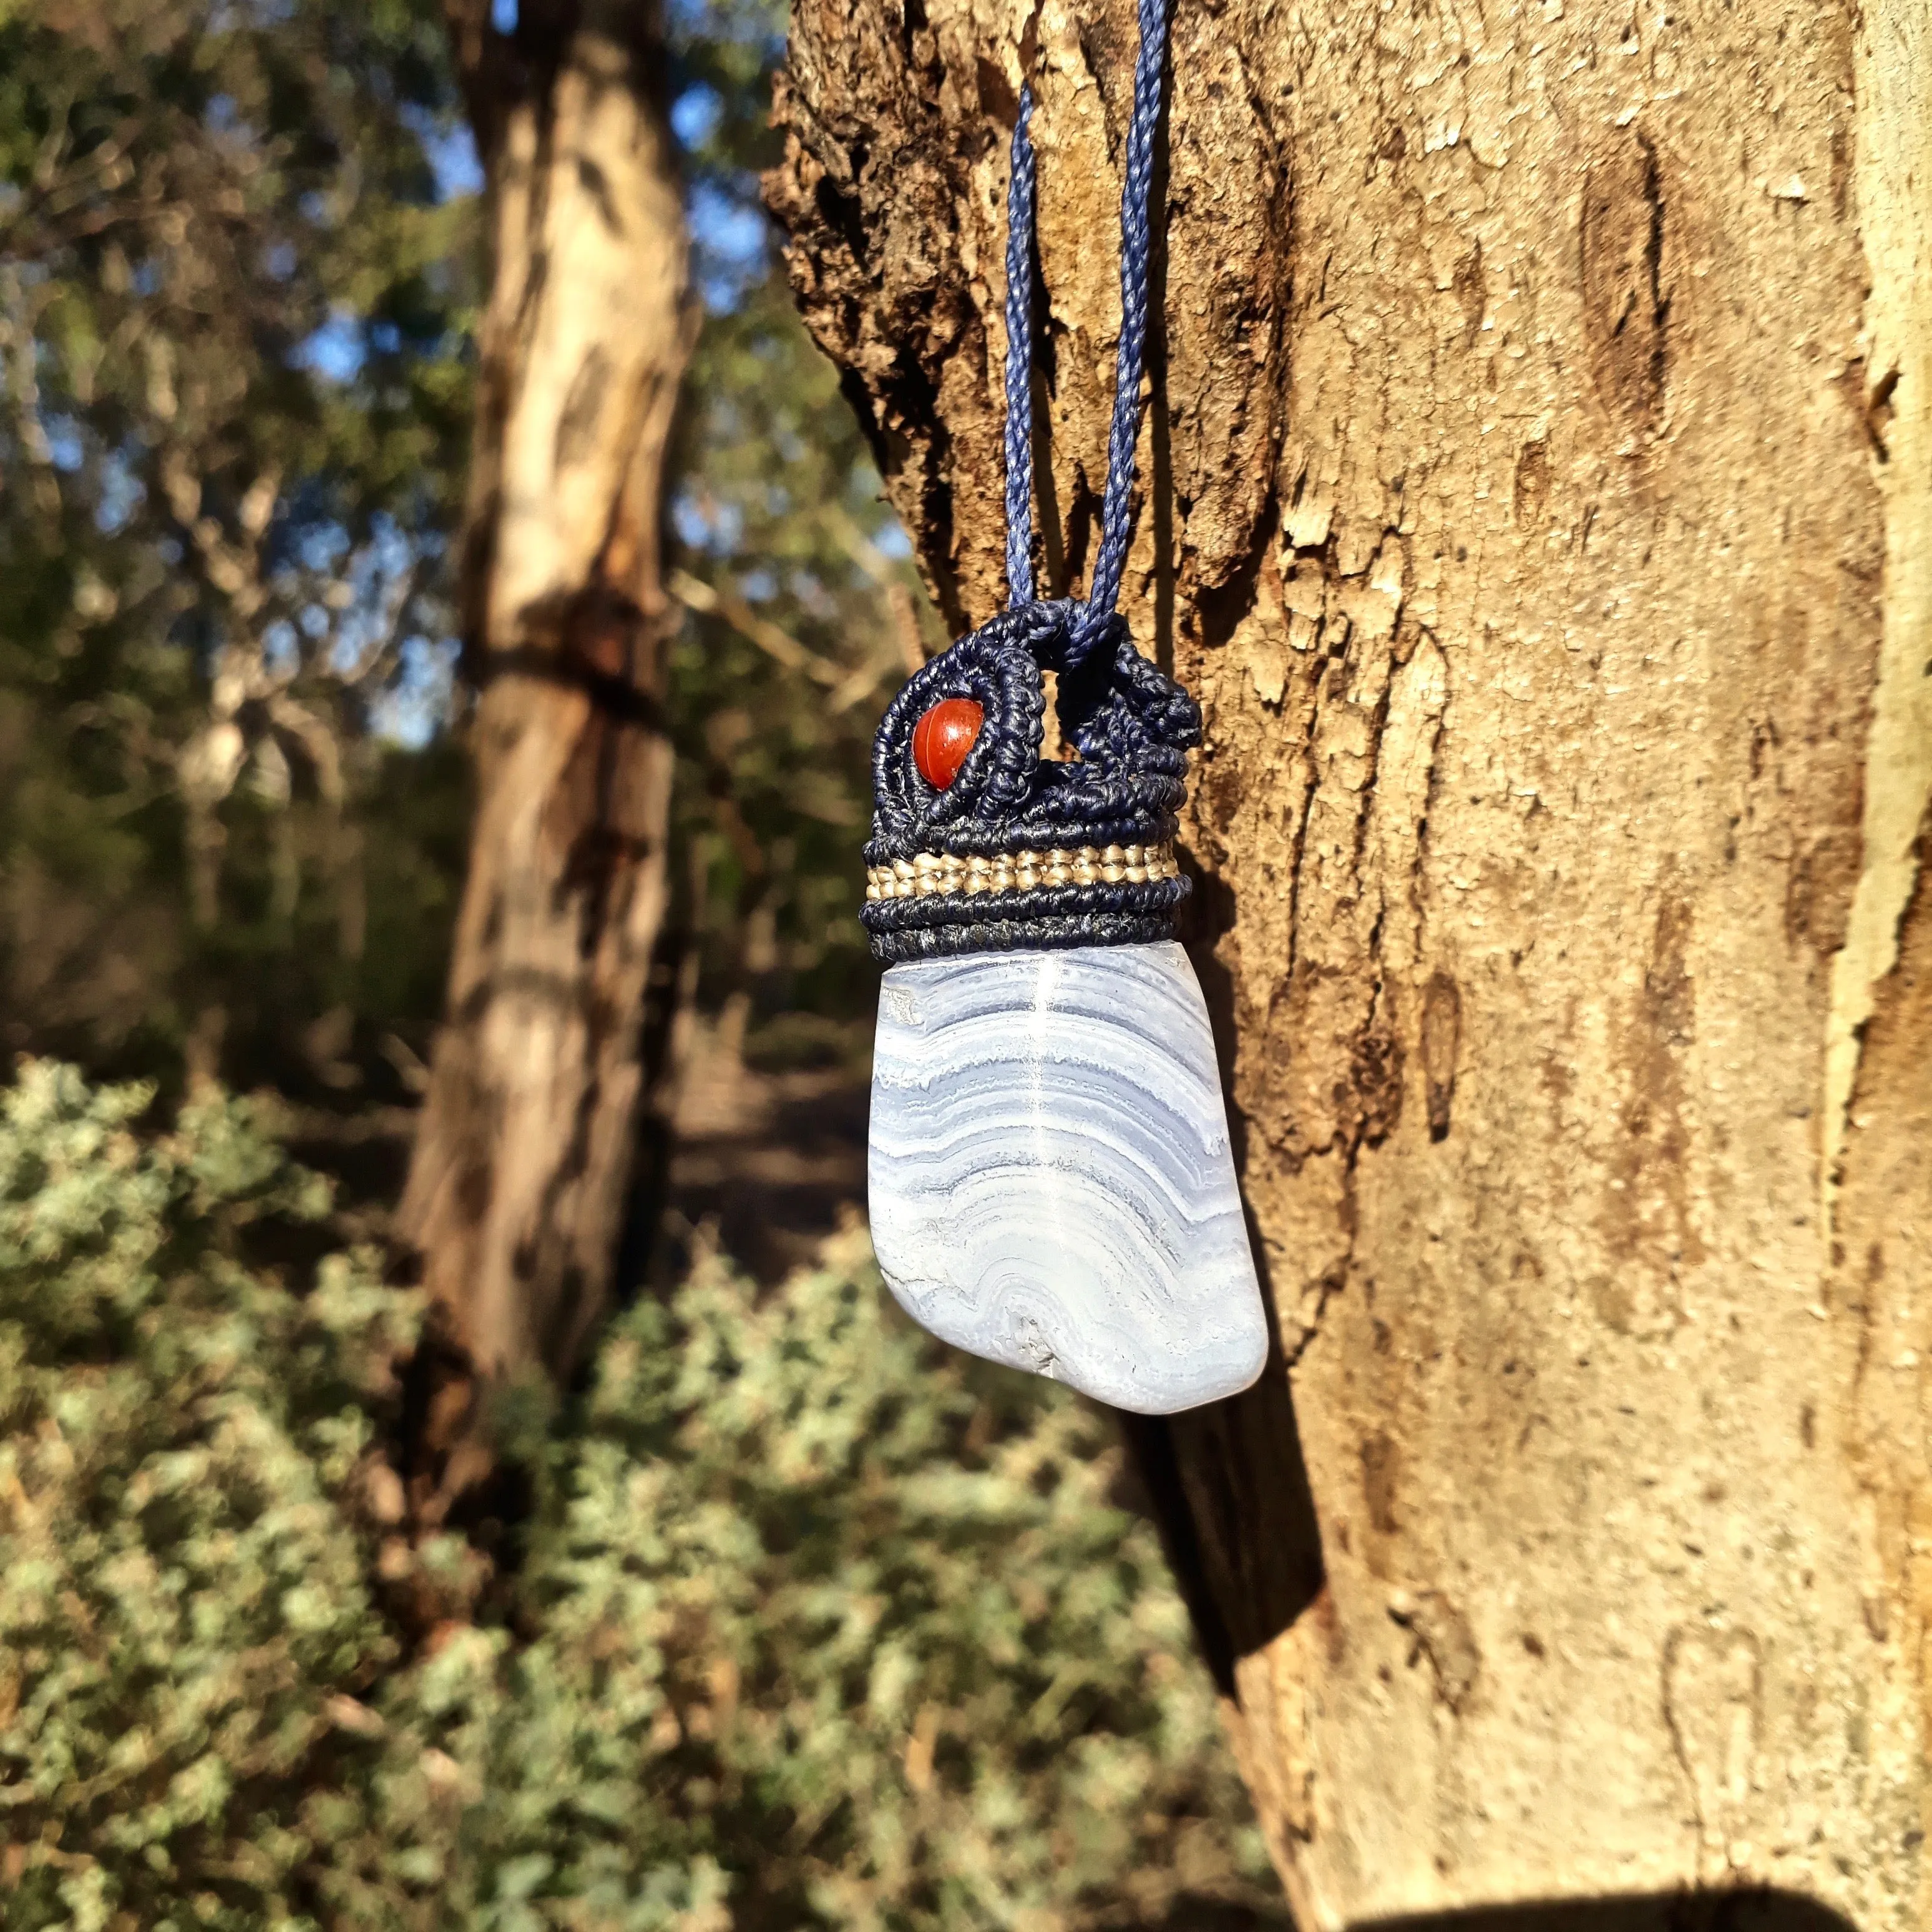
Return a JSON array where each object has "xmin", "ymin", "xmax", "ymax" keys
[{"xmin": 861, "ymin": 0, "xmax": 1269, "ymax": 1416}]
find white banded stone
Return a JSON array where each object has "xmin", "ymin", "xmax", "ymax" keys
[{"xmin": 867, "ymin": 941, "xmax": 1269, "ymax": 1414}]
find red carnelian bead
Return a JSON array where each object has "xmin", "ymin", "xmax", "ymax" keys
[{"xmin": 912, "ymin": 696, "xmax": 984, "ymax": 790}]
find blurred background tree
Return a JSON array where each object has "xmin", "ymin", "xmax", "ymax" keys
[
  {"xmin": 0, "ymin": 0, "xmax": 476, "ymax": 1107},
  {"xmin": 0, "ymin": 0, "xmax": 907, "ymax": 1257},
  {"xmin": 392, "ymin": 0, "xmax": 926, "ymax": 1482}
]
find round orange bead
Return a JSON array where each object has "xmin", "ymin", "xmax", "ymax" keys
[{"xmin": 912, "ymin": 696, "xmax": 984, "ymax": 791}]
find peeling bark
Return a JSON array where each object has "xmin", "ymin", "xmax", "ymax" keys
[
  {"xmin": 769, "ymin": 0, "xmax": 1931, "ymax": 1921},
  {"xmin": 398, "ymin": 0, "xmax": 695, "ymax": 1513}
]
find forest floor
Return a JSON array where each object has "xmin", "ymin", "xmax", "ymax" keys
[
  {"xmin": 281, "ymin": 1009, "xmax": 873, "ymax": 1291},
  {"xmin": 665, "ymin": 1010, "xmax": 871, "ymax": 1282}
]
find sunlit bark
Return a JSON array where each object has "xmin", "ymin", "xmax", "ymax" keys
[
  {"xmin": 769, "ymin": 0, "xmax": 1932, "ymax": 1919},
  {"xmin": 400, "ymin": 0, "xmax": 695, "ymax": 1515}
]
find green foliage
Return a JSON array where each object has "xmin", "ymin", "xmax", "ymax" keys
[
  {"xmin": 0, "ymin": 1068, "xmax": 1277, "ymax": 1930},
  {"xmin": 0, "ymin": 0, "xmax": 474, "ymax": 1090},
  {"xmin": 662, "ymin": 0, "xmax": 925, "ymax": 1050},
  {"xmin": 0, "ymin": 0, "xmax": 905, "ymax": 1098},
  {"xmin": 668, "ymin": 268, "xmax": 928, "ymax": 1049},
  {"xmin": 0, "ymin": 1061, "xmax": 416, "ymax": 1928},
  {"xmin": 393, "ymin": 1227, "xmax": 1271, "ymax": 1931}
]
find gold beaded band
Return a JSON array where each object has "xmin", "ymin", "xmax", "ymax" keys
[{"xmin": 865, "ymin": 841, "xmax": 1181, "ymax": 902}]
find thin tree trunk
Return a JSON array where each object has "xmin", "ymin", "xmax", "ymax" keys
[
  {"xmin": 399, "ymin": 0, "xmax": 695, "ymax": 1511},
  {"xmin": 768, "ymin": 0, "xmax": 1932, "ymax": 1921}
]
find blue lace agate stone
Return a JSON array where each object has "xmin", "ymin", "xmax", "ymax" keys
[{"xmin": 867, "ymin": 942, "xmax": 1267, "ymax": 1414}]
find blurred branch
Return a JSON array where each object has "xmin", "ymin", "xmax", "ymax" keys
[
  {"xmin": 669, "ymin": 567, "xmax": 849, "ymax": 693},
  {"xmin": 827, "ymin": 661, "xmax": 888, "ymax": 715},
  {"xmin": 329, "ymin": 554, "xmax": 428, "ymax": 691},
  {"xmin": 266, "ymin": 695, "xmax": 345, "ymax": 806},
  {"xmin": 440, "ymin": 0, "xmax": 524, "ymax": 166},
  {"xmin": 885, "ymin": 583, "xmax": 927, "ymax": 676},
  {"xmin": 821, "ymin": 506, "xmax": 928, "ymax": 680},
  {"xmin": 821, "ymin": 502, "xmax": 897, "ymax": 587}
]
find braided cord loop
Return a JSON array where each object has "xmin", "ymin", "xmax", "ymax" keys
[
  {"xmin": 1074, "ymin": 0, "xmax": 1169, "ymax": 659},
  {"xmin": 861, "ymin": 0, "xmax": 1193, "ymax": 964}
]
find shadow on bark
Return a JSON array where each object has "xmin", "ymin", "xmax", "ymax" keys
[
  {"xmin": 1120, "ymin": 1217, "xmax": 1327, "ymax": 1696},
  {"xmin": 1110, "ymin": 793, "xmax": 1328, "ymax": 1697},
  {"xmin": 1363, "ymin": 1894, "xmax": 1859, "ymax": 1932},
  {"xmin": 1122, "ymin": 849, "xmax": 1326, "ymax": 1690}
]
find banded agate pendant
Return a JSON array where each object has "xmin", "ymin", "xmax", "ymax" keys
[{"xmin": 867, "ymin": 940, "xmax": 1268, "ymax": 1415}]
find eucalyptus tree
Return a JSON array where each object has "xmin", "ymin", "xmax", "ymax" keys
[
  {"xmin": 399, "ymin": 0, "xmax": 918, "ymax": 1510},
  {"xmin": 768, "ymin": 0, "xmax": 1932, "ymax": 1921}
]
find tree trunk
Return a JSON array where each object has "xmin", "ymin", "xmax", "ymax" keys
[
  {"xmin": 768, "ymin": 0, "xmax": 1931, "ymax": 1922},
  {"xmin": 399, "ymin": 0, "xmax": 694, "ymax": 1505}
]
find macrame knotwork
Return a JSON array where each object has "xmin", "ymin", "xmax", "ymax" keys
[{"xmin": 859, "ymin": 0, "xmax": 1197, "ymax": 964}]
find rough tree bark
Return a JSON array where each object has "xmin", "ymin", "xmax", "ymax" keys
[
  {"xmin": 398, "ymin": 0, "xmax": 693, "ymax": 1505},
  {"xmin": 768, "ymin": 0, "xmax": 1931, "ymax": 1923}
]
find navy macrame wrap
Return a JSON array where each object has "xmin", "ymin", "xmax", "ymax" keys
[{"xmin": 860, "ymin": 0, "xmax": 1198, "ymax": 964}]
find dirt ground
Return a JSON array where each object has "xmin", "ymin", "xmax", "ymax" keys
[{"xmin": 661, "ymin": 1008, "xmax": 871, "ymax": 1282}]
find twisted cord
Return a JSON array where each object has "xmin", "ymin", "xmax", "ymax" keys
[
  {"xmin": 1001, "ymin": 0, "xmax": 1170, "ymax": 663},
  {"xmin": 1002, "ymin": 89, "xmax": 1038, "ymax": 607},
  {"xmin": 862, "ymin": 4, "xmax": 1185, "ymax": 964}
]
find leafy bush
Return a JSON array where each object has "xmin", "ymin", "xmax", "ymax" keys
[
  {"xmin": 0, "ymin": 1066, "xmax": 1279, "ymax": 1931},
  {"xmin": 0, "ymin": 1062, "xmax": 416, "ymax": 1929}
]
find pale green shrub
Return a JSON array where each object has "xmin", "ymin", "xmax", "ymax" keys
[
  {"xmin": 0, "ymin": 1062, "xmax": 416, "ymax": 1930},
  {"xmin": 0, "ymin": 1065, "xmax": 1280, "ymax": 1932},
  {"xmin": 396, "ymin": 1226, "xmax": 1276, "ymax": 1931}
]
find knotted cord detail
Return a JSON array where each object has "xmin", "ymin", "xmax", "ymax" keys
[{"xmin": 861, "ymin": 0, "xmax": 1192, "ymax": 964}]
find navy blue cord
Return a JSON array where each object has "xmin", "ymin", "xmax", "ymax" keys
[
  {"xmin": 1002, "ymin": 90, "xmax": 1038, "ymax": 608},
  {"xmin": 861, "ymin": 0, "xmax": 1196, "ymax": 964},
  {"xmin": 1000, "ymin": 0, "xmax": 1170, "ymax": 661}
]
